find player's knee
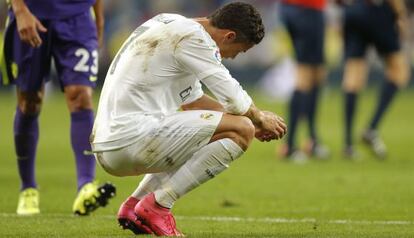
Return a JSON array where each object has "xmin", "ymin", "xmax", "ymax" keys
[
  {"xmin": 17, "ymin": 92, "xmax": 43, "ymax": 116},
  {"xmin": 19, "ymin": 101, "xmax": 42, "ymax": 116},
  {"xmin": 342, "ymin": 77, "xmax": 364, "ymax": 92},
  {"xmin": 386, "ymin": 63, "xmax": 410, "ymax": 88},
  {"xmin": 65, "ymin": 86, "xmax": 93, "ymax": 112},
  {"xmin": 233, "ymin": 116, "xmax": 255, "ymax": 150}
]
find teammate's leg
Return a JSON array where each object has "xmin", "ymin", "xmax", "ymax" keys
[{"xmin": 342, "ymin": 58, "xmax": 368, "ymax": 156}]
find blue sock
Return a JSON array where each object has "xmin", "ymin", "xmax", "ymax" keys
[
  {"xmin": 307, "ymin": 86, "xmax": 320, "ymax": 142},
  {"xmin": 14, "ymin": 108, "xmax": 39, "ymax": 190},
  {"xmin": 369, "ymin": 81, "xmax": 398, "ymax": 130},
  {"xmin": 287, "ymin": 90, "xmax": 307, "ymax": 152},
  {"xmin": 70, "ymin": 110, "xmax": 96, "ymax": 191},
  {"xmin": 344, "ymin": 92, "xmax": 357, "ymax": 147}
]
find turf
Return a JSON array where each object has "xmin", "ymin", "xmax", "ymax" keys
[{"xmin": 0, "ymin": 87, "xmax": 413, "ymax": 237}]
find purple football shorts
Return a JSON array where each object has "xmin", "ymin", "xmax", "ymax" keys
[{"xmin": 3, "ymin": 11, "xmax": 98, "ymax": 91}]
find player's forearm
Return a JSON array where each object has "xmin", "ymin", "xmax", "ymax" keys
[
  {"xmin": 93, "ymin": 0, "xmax": 105, "ymax": 29},
  {"xmin": 387, "ymin": 0, "xmax": 407, "ymax": 18},
  {"xmin": 181, "ymin": 94, "xmax": 225, "ymax": 112},
  {"xmin": 11, "ymin": 0, "xmax": 29, "ymax": 15},
  {"xmin": 242, "ymin": 103, "xmax": 264, "ymax": 127}
]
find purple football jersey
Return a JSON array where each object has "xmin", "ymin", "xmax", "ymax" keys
[{"xmin": 23, "ymin": 0, "xmax": 96, "ymax": 19}]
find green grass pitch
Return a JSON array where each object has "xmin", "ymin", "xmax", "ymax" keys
[{"xmin": 0, "ymin": 88, "xmax": 413, "ymax": 237}]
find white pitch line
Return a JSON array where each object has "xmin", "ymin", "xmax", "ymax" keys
[
  {"xmin": 176, "ymin": 216, "xmax": 414, "ymax": 226},
  {"xmin": 0, "ymin": 213, "xmax": 412, "ymax": 226}
]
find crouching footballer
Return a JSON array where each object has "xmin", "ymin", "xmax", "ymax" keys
[{"xmin": 91, "ymin": 2, "xmax": 287, "ymax": 236}]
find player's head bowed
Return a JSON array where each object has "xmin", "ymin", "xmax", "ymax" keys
[{"xmin": 208, "ymin": 2, "xmax": 265, "ymax": 45}]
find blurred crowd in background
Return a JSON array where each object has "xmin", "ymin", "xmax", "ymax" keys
[{"xmin": 1, "ymin": 0, "xmax": 414, "ymax": 100}]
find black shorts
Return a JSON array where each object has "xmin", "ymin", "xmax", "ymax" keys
[
  {"xmin": 280, "ymin": 3, "xmax": 325, "ymax": 65},
  {"xmin": 344, "ymin": 0, "xmax": 400, "ymax": 59}
]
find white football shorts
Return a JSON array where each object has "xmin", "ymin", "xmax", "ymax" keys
[{"xmin": 96, "ymin": 110, "xmax": 223, "ymax": 176}]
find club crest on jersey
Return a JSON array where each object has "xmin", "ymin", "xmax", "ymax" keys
[
  {"xmin": 214, "ymin": 49, "xmax": 222, "ymax": 63},
  {"xmin": 200, "ymin": 113, "xmax": 214, "ymax": 120}
]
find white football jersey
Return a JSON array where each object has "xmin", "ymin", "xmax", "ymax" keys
[{"xmin": 92, "ymin": 14, "xmax": 252, "ymax": 151}]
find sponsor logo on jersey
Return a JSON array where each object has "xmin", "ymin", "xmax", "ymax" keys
[
  {"xmin": 11, "ymin": 62, "xmax": 18, "ymax": 79},
  {"xmin": 89, "ymin": 76, "xmax": 97, "ymax": 82},
  {"xmin": 179, "ymin": 86, "xmax": 192, "ymax": 102},
  {"xmin": 214, "ymin": 49, "xmax": 222, "ymax": 63},
  {"xmin": 200, "ymin": 113, "xmax": 214, "ymax": 120}
]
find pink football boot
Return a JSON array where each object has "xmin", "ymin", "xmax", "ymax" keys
[
  {"xmin": 117, "ymin": 196, "xmax": 153, "ymax": 234},
  {"xmin": 134, "ymin": 193, "xmax": 184, "ymax": 236}
]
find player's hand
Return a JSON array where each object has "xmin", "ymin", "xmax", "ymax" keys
[
  {"xmin": 255, "ymin": 111, "xmax": 287, "ymax": 141},
  {"xmin": 15, "ymin": 8, "xmax": 47, "ymax": 48}
]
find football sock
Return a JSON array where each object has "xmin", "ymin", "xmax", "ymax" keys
[
  {"xmin": 70, "ymin": 110, "xmax": 96, "ymax": 191},
  {"xmin": 307, "ymin": 86, "xmax": 320, "ymax": 141},
  {"xmin": 345, "ymin": 92, "xmax": 357, "ymax": 147},
  {"xmin": 14, "ymin": 108, "xmax": 39, "ymax": 190},
  {"xmin": 369, "ymin": 81, "xmax": 398, "ymax": 130},
  {"xmin": 287, "ymin": 90, "xmax": 307, "ymax": 152},
  {"xmin": 132, "ymin": 172, "xmax": 173, "ymax": 200},
  {"xmin": 154, "ymin": 138, "xmax": 244, "ymax": 208}
]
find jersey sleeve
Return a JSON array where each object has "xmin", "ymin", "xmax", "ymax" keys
[{"xmin": 174, "ymin": 29, "xmax": 252, "ymax": 115}]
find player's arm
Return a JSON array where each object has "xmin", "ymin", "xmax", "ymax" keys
[
  {"xmin": 10, "ymin": 0, "xmax": 47, "ymax": 47},
  {"xmin": 174, "ymin": 31, "xmax": 286, "ymax": 141},
  {"xmin": 93, "ymin": 0, "xmax": 104, "ymax": 48},
  {"xmin": 243, "ymin": 103, "xmax": 287, "ymax": 142},
  {"xmin": 181, "ymin": 94, "xmax": 225, "ymax": 112},
  {"xmin": 387, "ymin": 0, "xmax": 409, "ymax": 38}
]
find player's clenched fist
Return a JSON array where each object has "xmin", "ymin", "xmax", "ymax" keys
[{"xmin": 255, "ymin": 111, "xmax": 287, "ymax": 142}]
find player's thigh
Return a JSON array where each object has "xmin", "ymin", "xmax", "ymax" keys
[
  {"xmin": 209, "ymin": 113, "xmax": 255, "ymax": 150},
  {"xmin": 2, "ymin": 16, "xmax": 52, "ymax": 92},
  {"xmin": 132, "ymin": 110, "xmax": 223, "ymax": 172},
  {"xmin": 51, "ymin": 12, "xmax": 98, "ymax": 90},
  {"xmin": 384, "ymin": 52, "xmax": 410, "ymax": 87}
]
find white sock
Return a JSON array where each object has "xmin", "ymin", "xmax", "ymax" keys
[
  {"xmin": 154, "ymin": 138, "xmax": 244, "ymax": 208},
  {"xmin": 132, "ymin": 171, "xmax": 175, "ymax": 200}
]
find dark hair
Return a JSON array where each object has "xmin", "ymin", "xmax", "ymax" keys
[{"xmin": 208, "ymin": 2, "xmax": 265, "ymax": 44}]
